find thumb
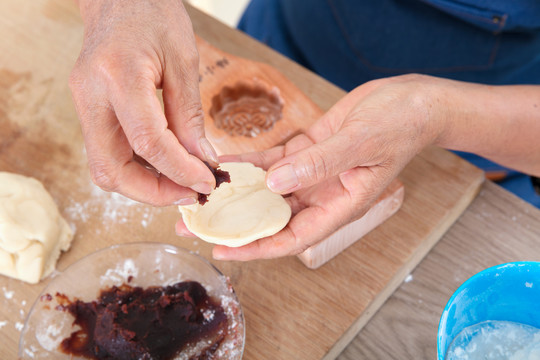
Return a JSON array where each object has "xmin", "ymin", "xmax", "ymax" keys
[{"xmin": 266, "ymin": 131, "xmax": 363, "ymax": 194}]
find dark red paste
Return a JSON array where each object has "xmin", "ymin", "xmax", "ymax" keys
[
  {"xmin": 49, "ymin": 281, "xmax": 228, "ymax": 360},
  {"xmin": 198, "ymin": 163, "xmax": 231, "ymax": 205}
]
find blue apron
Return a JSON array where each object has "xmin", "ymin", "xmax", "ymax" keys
[{"xmin": 238, "ymin": 0, "xmax": 540, "ymax": 208}]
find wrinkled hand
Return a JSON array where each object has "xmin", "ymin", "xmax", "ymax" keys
[
  {"xmin": 70, "ymin": 0, "xmax": 218, "ymax": 205},
  {"xmin": 176, "ymin": 74, "xmax": 441, "ymax": 260}
]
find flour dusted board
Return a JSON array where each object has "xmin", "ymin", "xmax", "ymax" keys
[{"xmin": 0, "ymin": 1, "xmax": 484, "ymax": 359}]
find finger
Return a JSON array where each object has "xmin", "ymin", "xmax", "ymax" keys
[
  {"xmin": 219, "ymin": 146, "xmax": 286, "ymax": 170},
  {"xmin": 212, "ymin": 167, "xmax": 386, "ymax": 261},
  {"xmin": 212, "ymin": 205, "xmax": 337, "ymax": 261},
  {"xmin": 265, "ymin": 129, "xmax": 364, "ymax": 194},
  {"xmin": 218, "ymin": 132, "xmax": 316, "ymax": 170},
  {"xmin": 262, "ymin": 83, "xmax": 389, "ymax": 194},
  {"xmin": 262, "ymin": 92, "xmax": 365, "ymax": 194},
  {"xmin": 75, "ymin": 96, "xmax": 200, "ymax": 206},
  {"xmin": 175, "ymin": 219, "xmax": 196, "ymax": 237},
  {"xmin": 110, "ymin": 160, "xmax": 199, "ymax": 206},
  {"xmin": 264, "ymin": 83, "xmax": 404, "ymax": 195},
  {"xmin": 107, "ymin": 67, "xmax": 215, "ymax": 194}
]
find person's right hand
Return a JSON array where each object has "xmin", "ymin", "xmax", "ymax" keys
[{"xmin": 69, "ymin": 0, "xmax": 218, "ymax": 206}]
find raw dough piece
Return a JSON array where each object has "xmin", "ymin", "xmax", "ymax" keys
[
  {"xmin": 0, "ymin": 172, "xmax": 73, "ymax": 284},
  {"xmin": 179, "ymin": 162, "xmax": 291, "ymax": 247}
]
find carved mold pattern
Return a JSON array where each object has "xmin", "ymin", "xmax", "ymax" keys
[{"xmin": 210, "ymin": 82, "xmax": 284, "ymax": 138}]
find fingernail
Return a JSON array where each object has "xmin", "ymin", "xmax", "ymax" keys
[
  {"xmin": 174, "ymin": 197, "xmax": 197, "ymax": 206},
  {"xmin": 267, "ymin": 164, "xmax": 299, "ymax": 193},
  {"xmin": 192, "ymin": 182, "xmax": 213, "ymax": 194},
  {"xmin": 200, "ymin": 138, "xmax": 219, "ymax": 165}
]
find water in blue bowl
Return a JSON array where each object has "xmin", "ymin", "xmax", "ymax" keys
[
  {"xmin": 438, "ymin": 262, "xmax": 540, "ymax": 360},
  {"xmin": 446, "ymin": 320, "xmax": 540, "ymax": 360}
]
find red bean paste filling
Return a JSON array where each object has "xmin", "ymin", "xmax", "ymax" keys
[
  {"xmin": 53, "ymin": 281, "xmax": 228, "ymax": 360},
  {"xmin": 198, "ymin": 162, "xmax": 231, "ymax": 205}
]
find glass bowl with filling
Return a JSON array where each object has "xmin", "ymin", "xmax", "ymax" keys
[{"xmin": 19, "ymin": 242, "xmax": 244, "ymax": 360}]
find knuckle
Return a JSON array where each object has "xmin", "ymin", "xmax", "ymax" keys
[
  {"xmin": 183, "ymin": 103, "xmax": 205, "ymax": 126},
  {"xmin": 168, "ymin": 41, "xmax": 199, "ymax": 77},
  {"xmin": 128, "ymin": 70, "xmax": 156, "ymax": 96},
  {"xmin": 274, "ymin": 226, "xmax": 304, "ymax": 257},
  {"xmin": 348, "ymin": 176, "xmax": 381, "ymax": 210},
  {"xmin": 183, "ymin": 47, "xmax": 200, "ymax": 71},
  {"xmin": 93, "ymin": 52, "xmax": 153, "ymax": 95},
  {"xmin": 290, "ymin": 243, "xmax": 309, "ymax": 256},
  {"xmin": 130, "ymin": 130, "xmax": 162, "ymax": 160},
  {"xmin": 89, "ymin": 161, "xmax": 118, "ymax": 192},
  {"xmin": 94, "ymin": 51, "xmax": 124, "ymax": 79},
  {"xmin": 291, "ymin": 234, "xmax": 311, "ymax": 256},
  {"xmin": 129, "ymin": 130, "xmax": 190, "ymax": 184},
  {"xmin": 301, "ymin": 147, "xmax": 332, "ymax": 183}
]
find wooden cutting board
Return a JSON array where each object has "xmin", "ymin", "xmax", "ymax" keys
[
  {"xmin": 195, "ymin": 34, "xmax": 406, "ymax": 269},
  {"xmin": 0, "ymin": 1, "xmax": 484, "ymax": 359}
]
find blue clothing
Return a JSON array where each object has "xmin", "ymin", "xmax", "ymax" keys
[{"xmin": 238, "ymin": 0, "xmax": 540, "ymax": 208}]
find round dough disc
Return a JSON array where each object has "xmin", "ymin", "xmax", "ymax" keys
[{"xmin": 178, "ymin": 162, "xmax": 291, "ymax": 247}]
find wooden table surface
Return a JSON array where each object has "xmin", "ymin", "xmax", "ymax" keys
[
  {"xmin": 2, "ymin": 2, "xmax": 540, "ymax": 359},
  {"xmin": 339, "ymin": 181, "xmax": 540, "ymax": 359}
]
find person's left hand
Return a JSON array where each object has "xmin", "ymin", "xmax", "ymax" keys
[{"xmin": 176, "ymin": 74, "xmax": 441, "ymax": 260}]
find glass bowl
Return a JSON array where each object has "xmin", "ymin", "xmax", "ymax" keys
[{"xmin": 19, "ymin": 242, "xmax": 245, "ymax": 359}]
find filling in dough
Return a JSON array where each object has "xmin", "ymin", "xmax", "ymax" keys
[
  {"xmin": 0, "ymin": 172, "xmax": 73, "ymax": 284},
  {"xmin": 179, "ymin": 162, "xmax": 291, "ymax": 247}
]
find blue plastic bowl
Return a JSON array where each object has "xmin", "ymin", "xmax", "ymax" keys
[{"xmin": 437, "ymin": 261, "xmax": 540, "ymax": 359}]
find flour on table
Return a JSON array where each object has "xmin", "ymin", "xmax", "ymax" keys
[
  {"xmin": 64, "ymin": 181, "xmax": 159, "ymax": 232},
  {"xmin": 15, "ymin": 321, "xmax": 24, "ymax": 331},
  {"xmin": 3, "ymin": 287, "xmax": 14, "ymax": 299}
]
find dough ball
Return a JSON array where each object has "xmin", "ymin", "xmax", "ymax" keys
[
  {"xmin": 179, "ymin": 162, "xmax": 291, "ymax": 247},
  {"xmin": 0, "ymin": 172, "xmax": 74, "ymax": 284}
]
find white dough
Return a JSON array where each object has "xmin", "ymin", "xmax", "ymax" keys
[
  {"xmin": 179, "ymin": 162, "xmax": 291, "ymax": 247},
  {"xmin": 0, "ymin": 172, "xmax": 73, "ymax": 284}
]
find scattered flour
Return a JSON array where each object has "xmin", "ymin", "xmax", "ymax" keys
[
  {"xmin": 404, "ymin": 274, "xmax": 413, "ymax": 283},
  {"xmin": 35, "ymin": 320, "xmax": 72, "ymax": 352},
  {"xmin": 3, "ymin": 287, "xmax": 14, "ymax": 299},
  {"xmin": 0, "ymin": 320, "xmax": 7, "ymax": 329},
  {"xmin": 23, "ymin": 348, "xmax": 35, "ymax": 358},
  {"xmin": 100, "ymin": 258, "xmax": 138, "ymax": 285},
  {"xmin": 64, "ymin": 182, "xmax": 158, "ymax": 232}
]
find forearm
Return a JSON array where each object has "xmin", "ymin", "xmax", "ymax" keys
[{"xmin": 430, "ymin": 78, "xmax": 540, "ymax": 177}]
